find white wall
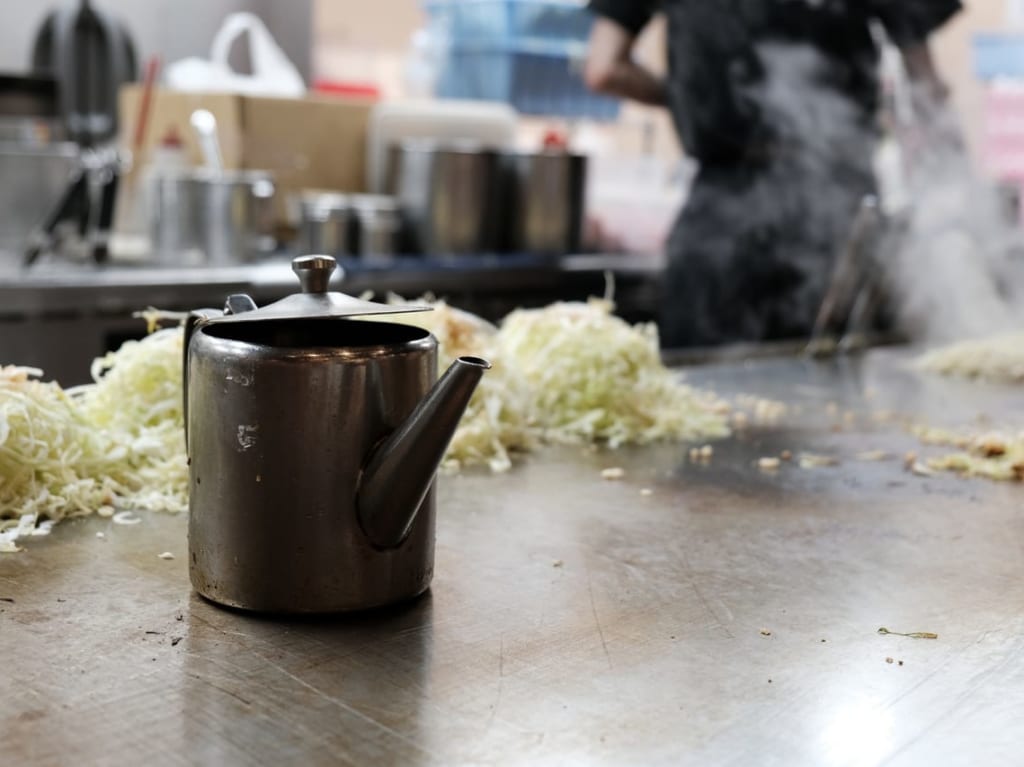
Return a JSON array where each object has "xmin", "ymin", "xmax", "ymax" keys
[{"xmin": 0, "ymin": 0, "xmax": 311, "ymax": 80}]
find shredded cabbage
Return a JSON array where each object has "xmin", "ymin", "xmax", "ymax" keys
[
  {"xmin": 379, "ymin": 296, "xmax": 730, "ymax": 468},
  {"xmin": 2, "ymin": 298, "xmax": 730, "ymax": 550},
  {"xmin": 374, "ymin": 297, "xmax": 539, "ymax": 473},
  {"xmin": 0, "ymin": 328, "xmax": 186, "ymax": 551},
  {"xmin": 916, "ymin": 332, "xmax": 1024, "ymax": 383},
  {"xmin": 913, "ymin": 425, "xmax": 1024, "ymax": 482},
  {"xmin": 75, "ymin": 327, "xmax": 187, "ymax": 512},
  {"xmin": 496, "ymin": 299, "xmax": 730, "ymax": 448}
]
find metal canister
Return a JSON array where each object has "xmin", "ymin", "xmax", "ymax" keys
[
  {"xmin": 298, "ymin": 192, "xmax": 351, "ymax": 258},
  {"xmin": 350, "ymin": 194, "xmax": 401, "ymax": 259},
  {"xmin": 505, "ymin": 150, "xmax": 587, "ymax": 257},
  {"xmin": 385, "ymin": 140, "xmax": 502, "ymax": 256},
  {"xmin": 149, "ymin": 168, "xmax": 276, "ymax": 265}
]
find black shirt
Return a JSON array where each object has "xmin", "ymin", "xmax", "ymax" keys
[{"xmin": 589, "ymin": 0, "xmax": 962, "ymax": 165}]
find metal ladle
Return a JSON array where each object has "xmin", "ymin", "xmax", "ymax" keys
[{"xmin": 189, "ymin": 108, "xmax": 223, "ymax": 174}]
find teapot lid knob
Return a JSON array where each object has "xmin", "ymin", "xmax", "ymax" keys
[{"xmin": 292, "ymin": 255, "xmax": 342, "ymax": 294}]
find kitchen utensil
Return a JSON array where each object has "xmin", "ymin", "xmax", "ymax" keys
[
  {"xmin": 108, "ymin": 56, "xmax": 160, "ymax": 259},
  {"xmin": 505, "ymin": 149, "xmax": 586, "ymax": 256},
  {"xmin": 807, "ymin": 195, "xmax": 900, "ymax": 355},
  {"xmin": 149, "ymin": 168, "xmax": 276, "ymax": 265},
  {"xmin": 350, "ymin": 193, "xmax": 402, "ymax": 258},
  {"xmin": 131, "ymin": 57, "xmax": 161, "ymax": 155},
  {"xmin": 31, "ymin": 0, "xmax": 137, "ymax": 147},
  {"xmin": 184, "ymin": 254, "xmax": 490, "ymax": 613},
  {"xmin": 3, "ymin": 144, "xmax": 79, "ymax": 259},
  {"xmin": 0, "ymin": 75, "xmax": 79, "ymax": 259},
  {"xmin": 386, "ymin": 140, "xmax": 502, "ymax": 255},
  {"xmin": 189, "ymin": 109, "xmax": 223, "ymax": 173},
  {"xmin": 297, "ymin": 192, "xmax": 350, "ymax": 257}
]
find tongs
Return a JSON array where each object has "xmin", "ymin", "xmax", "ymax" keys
[
  {"xmin": 23, "ymin": 148, "xmax": 121, "ymax": 268},
  {"xmin": 806, "ymin": 194, "xmax": 887, "ymax": 356}
]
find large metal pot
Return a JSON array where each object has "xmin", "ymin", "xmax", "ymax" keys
[
  {"xmin": 505, "ymin": 150, "xmax": 586, "ymax": 256},
  {"xmin": 386, "ymin": 140, "xmax": 501, "ymax": 255},
  {"xmin": 150, "ymin": 168, "xmax": 276, "ymax": 265}
]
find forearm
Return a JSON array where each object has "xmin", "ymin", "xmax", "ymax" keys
[
  {"xmin": 585, "ymin": 16, "xmax": 668, "ymax": 107},
  {"xmin": 901, "ymin": 42, "xmax": 949, "ymax": 102},
  {"xmin": 592, "ymin": 59, "xmax": 668, "ymax": 106}
]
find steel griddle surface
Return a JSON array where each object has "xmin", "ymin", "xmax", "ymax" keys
[{"xmin": 3, "ymin": 349, "xmax": 1024, "ymax": 765}]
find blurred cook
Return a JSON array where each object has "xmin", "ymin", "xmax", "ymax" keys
[{"xmin": 584, "ymin": 1, "xmax": 961, "ymax": 348}]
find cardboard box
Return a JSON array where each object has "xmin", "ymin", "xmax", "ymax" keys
[
  {"xmin": 242, "ymin": 94, "xmax": 373, "ymax": 211},
  {"xmin": 118, "ymin": 86, "xmax": 374, "ymax": 226},
  {"xmin": 119, "ymin": 86, "xmax": 244, "ymax": 170}
]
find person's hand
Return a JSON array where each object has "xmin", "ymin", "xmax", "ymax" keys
[{"xmin": 895, "ymin": 79, "xmax": 966, "ymax": 182}]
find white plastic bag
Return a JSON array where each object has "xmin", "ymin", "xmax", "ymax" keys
[{"xmin": 165, "ymin": 13, "xmax": 305, "ymax": 97}]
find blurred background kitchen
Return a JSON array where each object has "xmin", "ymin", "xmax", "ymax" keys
[{"xmin": 0, "ymin": 0, "xmax": 1018, "ymax": 384}]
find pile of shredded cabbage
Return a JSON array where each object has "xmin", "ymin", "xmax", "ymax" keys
[
  {"xmin": 2, "ymin": 298, "xmax": 730, "ymax": 549},
  {"xmin": 916, "ymin": 331, "xmax": 1024, "ymax": 383},
  {"xmin": 0, "ymin": 328, "xmax": 186, "ymax": 551},
  {"xmin": 384, "ymin": 297, "xmax": 730, "ymax": 468},
  {"xmin": 376, "ymin": 297, "xmax": 538, "ymax": 473},
  {"xmin": 496, "ymin": 299, "xmax": 730, "ymax": 447}
]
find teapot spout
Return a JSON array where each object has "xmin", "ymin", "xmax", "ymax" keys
[{"xmin": 357, "ymin": 356, "xmax": 491, "ymax": 548}]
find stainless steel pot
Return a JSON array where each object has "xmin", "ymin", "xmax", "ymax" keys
[
  {"xmin": 505, "ymin": 150, "xmax": 586, "ymax": 256},
  {"xmin": 184, "ymin": 255, "xmax": 490, "ymax": 613},
  {"xmin": 150, "ymin": 169, "xmax": 276, "ymax": 265},
  {"xmin": 386, "ymin": 140, "xmax": 501, "ymax": 255}
]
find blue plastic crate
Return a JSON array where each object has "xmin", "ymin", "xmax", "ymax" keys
[
  {"xmin": 424, "ymin": 0, "xmax": 622, "ymax": 120},
  {"xmin": 973, "ymin": 33, "xmax": 1024, "ymax": 80}
]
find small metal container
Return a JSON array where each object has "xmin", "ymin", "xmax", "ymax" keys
[
  {"xmin": 298, "ymin": 192, "xmax": 350, "ymax": 258},
  {"xmin": 505, "ymin": 150, "xmax": 586, "ymax": 256},
  {"xmin": 386, "ymin": 140, "xmax": 502, "ymax": 256},
  {"xmin": 350, "ymin": 193, "xmax": 401, "ymax": 259},
  {"xmin": 150, "ymin": 168, "xmax": 276, "ymax": 265}
]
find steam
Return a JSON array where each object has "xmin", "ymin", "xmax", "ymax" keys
[
  {"xmin": 732, "ymin": 42, "xmax": 880, "ymax": 341},
  {"xmin": 668, "ymin": 38, "xmax": 1024, "ymax": 347},
  {"xmin": 879, "ymin": 83, "xmax": 1024, "ymax": 343},
  {"xmin": 755, "ymin": 38, "xmax": 1024, "ymax": 346}
]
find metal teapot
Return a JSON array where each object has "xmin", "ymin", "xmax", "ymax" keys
[{"xmin": 183, "ymin": 255, "xmax": 490, "ymax": 613}]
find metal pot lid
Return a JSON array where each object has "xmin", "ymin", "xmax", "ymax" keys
[{"xmin": 209, "ymin": 255, "xmax": 430, "ymax": 324}]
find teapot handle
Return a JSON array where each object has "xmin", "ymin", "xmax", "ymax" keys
[
  {"xmin": 182, "ymin": 309, "xmax": 221, "ymax": 449},
  {"xmin": 182, "ymin": 293, "xmax": 260, "ymax": 448}
]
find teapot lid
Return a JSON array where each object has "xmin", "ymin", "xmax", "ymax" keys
[{"xmin": 210, "ymin": 255, "xmax": 431, "ymax": 324}]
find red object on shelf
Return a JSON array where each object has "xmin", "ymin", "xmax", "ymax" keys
[
  {"xmin": 132, "ymin": 55, "xmax": 161, "ymax": 154},
  {"xmin": 159, "ymin": 125, "xmax": 183, "ymax": 149},
  {"xmin": 541, "ymin": 128, "xmax": 568, "ymax": 150},
  {"xmin": 312, "ymin": 79, "xmax": 381, "ymax": 100}
]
